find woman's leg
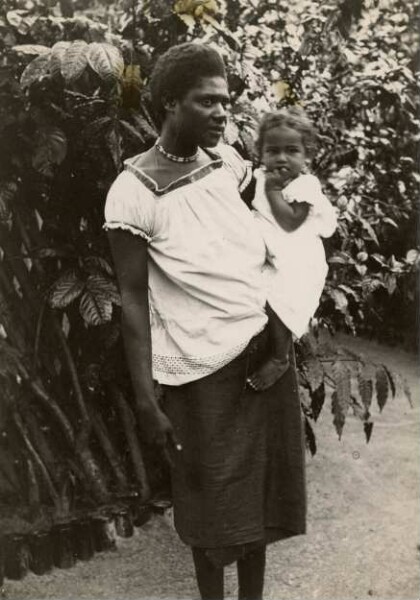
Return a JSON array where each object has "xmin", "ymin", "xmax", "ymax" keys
[
  {"xmin": 192, "ymin": 547, "xmax": 224, "ymax": 600},
  {"xmin": 237, "ymin": 546, "xmax": 266, "ymax": 600}
]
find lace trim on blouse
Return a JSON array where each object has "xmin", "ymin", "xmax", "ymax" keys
[
  {"xmin": 153, "ymin": 339, "xmax": 250, "ymax": 376},
  {"xmin": 104, "ymin": 221, "xmax": 152, "ymax": 242}
]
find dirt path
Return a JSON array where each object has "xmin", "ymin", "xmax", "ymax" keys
[{"xmin": 5, "ymin": 336, "xmax": 420, "ymax": 600}]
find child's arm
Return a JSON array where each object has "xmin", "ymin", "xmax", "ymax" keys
[{"xmin": 264, "ymin": 172, "xmax": 310, "ymax": 232}]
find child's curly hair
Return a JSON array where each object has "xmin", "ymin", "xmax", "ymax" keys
[
  {"xmin": 150, "ymin": 42, "xmax": 226, "ymax": 128},
  {"xmin": 256, "ymin": 106, "xmax": 317, "ymax": 162}
]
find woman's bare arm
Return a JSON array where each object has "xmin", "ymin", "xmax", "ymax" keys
[{"xmin": 107, "ymin": 229, "xmax": 177, "ymax": 451}]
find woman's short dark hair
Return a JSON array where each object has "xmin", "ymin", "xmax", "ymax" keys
[
  {"xmin": 150, "ymin": 42, "xmax": 227, "ymax": 127},
  {"xmin": 256, "ymin": 106, "xmax": 317, "ymax": 161}
]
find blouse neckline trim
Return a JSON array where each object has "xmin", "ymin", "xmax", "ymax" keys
[{"xmin": 124, "ymin": 148, "xmax": 223, "ymax": 196}]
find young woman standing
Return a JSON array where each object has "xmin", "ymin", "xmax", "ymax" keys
[{"xmin": 105, "ymin": 42, "xmax": 306, "ymax": 600}]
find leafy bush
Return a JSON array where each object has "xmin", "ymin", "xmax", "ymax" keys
[{"xmin": 0, "ymin": 0, "xmax": 417, "ymax": 514}]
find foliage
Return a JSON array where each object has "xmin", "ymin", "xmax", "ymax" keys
[
  {"xmin": 296, "ymin": 331, "xmax": 411, "ymax": 455},
  {"xmin": 0, "ymin": 0, "xmax": 417, "ymax": 515}
]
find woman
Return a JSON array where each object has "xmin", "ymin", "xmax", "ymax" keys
[{"xmin": 105, "ymin": 42, "xmax": 306, "ymax": 600}]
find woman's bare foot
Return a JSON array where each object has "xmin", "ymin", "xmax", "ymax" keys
[{"xmin": 247, "ymin": 357, "xmax": 290, "ymax": 391}]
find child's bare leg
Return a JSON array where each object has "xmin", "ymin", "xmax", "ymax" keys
[{"xmin": 248, "ymin": 305, "xmax": 291, "ymax": 391}]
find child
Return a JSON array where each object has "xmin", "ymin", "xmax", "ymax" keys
[{"xmin": 248, "ymin": 107, "xmax": 337, "ymax": 391}]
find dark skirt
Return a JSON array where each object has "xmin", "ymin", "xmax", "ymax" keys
[{"xmin": 162, "ymin": 326, "xmax": 306, "ymax": 567}]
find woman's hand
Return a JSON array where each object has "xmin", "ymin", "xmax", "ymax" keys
[{"xmin": 138, "ymin": 403, "xmax": 181, "ymax": 467}]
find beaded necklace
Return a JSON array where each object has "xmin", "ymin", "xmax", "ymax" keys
[{"xmin": 155, "ymin": 139, "xmax": 199, "ymax": 163}]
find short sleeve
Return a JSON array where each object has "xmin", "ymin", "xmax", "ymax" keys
[
  {"xmin": 283, "ymin": 174, "xmax": 337, "ymax": 238},
  {"xmin": 104, "ymin": 170, "xmax": 156, "ymax": 243},
  {"xmin": 216, "ymin": 143, "xmax": 252, "ymax": 193},
  {"xmin": 282, "ymin": 174, "xmax": 322, "ymax": 205}
]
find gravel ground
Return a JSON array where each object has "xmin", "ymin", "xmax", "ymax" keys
[{"xmin": 4, "ymin": 335, "xmax": 420, "ymax": 600}]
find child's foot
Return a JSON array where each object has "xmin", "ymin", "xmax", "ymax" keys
[{"xmin": 247, "ymin": 357, "xmax": 290, "ymax": 391}]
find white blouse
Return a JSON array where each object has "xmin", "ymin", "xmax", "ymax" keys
[{"xmin": 104, "ymin": 145, "xmax": 268, "ymax": 385}]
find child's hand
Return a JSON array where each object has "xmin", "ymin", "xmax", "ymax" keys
[{"xmin": 264, "ymin": 168, "xmax": 292, "ymax": 192}]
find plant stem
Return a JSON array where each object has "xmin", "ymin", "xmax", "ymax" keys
[
  {"xmin": 109, "ymin": 384, "xmax": 150, "ymax": 501},
  {"xmin": 13, "ymin": 411, "xmax": 61, "ymax": 508},
  {"xmin": 90, "ymin": 404, "xmax": 129, "ymax": 491}
]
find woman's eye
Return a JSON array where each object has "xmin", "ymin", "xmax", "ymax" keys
[{"xmin": 201, "ymin": 99, "xmax": 213, "ymax": 107}]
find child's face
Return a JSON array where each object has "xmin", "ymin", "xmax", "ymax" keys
[{"xmin": 261, "ymin": 125, "xmax": 306, "ymax": 183}]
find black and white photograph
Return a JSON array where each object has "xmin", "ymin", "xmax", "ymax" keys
[{"xmin": 0, "ymin": 0, "xmax": 418, "ymax": 599}]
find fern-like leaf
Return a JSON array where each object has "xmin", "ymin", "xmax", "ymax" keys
[
  {"xmin": 364, "ymin": 421, "xmax": 374, "ymax": 443},
  {"xmin": 304, "ymin": 416, "xmax": 317, "ymax": 456},
  {"xmin": 375, "ymin": 366, "xmax": 389, "ymax": 412},
  {"xmin": 331, "ymin": 391, "xmax": 346, "ymax": 439},
  {"xmin": 331, "ymin": 361, "xmax": 351, "ymax": 439},
  {"xmin": 310, "ymin": 382, "xmax": 325, "ymax": 422},
  {"xmin": 357, "ymin": 364, "xmax": 373, "ymax": 411},
  {"xmin": 382, "ymin": 364, "xmax": 396, "ymax": 398},
  {"xmin": 303, "ymin": 356, "xmax": 324, "ymax": 392},
  {"xmin": 403, "ymin": 379, "xmax": 412, "ymax": 407}
]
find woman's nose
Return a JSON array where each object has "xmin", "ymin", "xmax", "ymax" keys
[{"xmin": 213, "ymin": 102, "xmax": 226, "ymax": 119}]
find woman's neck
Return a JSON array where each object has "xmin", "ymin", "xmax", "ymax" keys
[{"xmin": 159, "ymin": 124, "xmax": 198, "ymax": 158}]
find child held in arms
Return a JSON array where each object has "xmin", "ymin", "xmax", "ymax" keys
[{"xmin": 248, "ymin": 106, "xmax": 337, "ymax": 391}]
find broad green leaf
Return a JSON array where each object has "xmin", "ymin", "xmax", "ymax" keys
[
  {"xmin": 329, "ymin": 288, "xmax": 348, "ymax": 313},
  {"xmin": 85, "ymin": 274, "xmax": 121, "ymax": 305},
  {"xmin": 49, "ymin": 271, "xmax": 84, "ymax": 309},
  {"xmin": 80, "ymin": 292, "xmax": 112, "ymax": 326},
  {"xmin": 13, "ymin": 44, "xmax": 50, "ymax": 55},
  {"xmin": 20, "ymin": 53, "xmax": 51, "ymax": 89},
  {"xmin": 61, "ymin": 40, "xmax": 89, "ymax": 83},
  {"xmin": 84, "ymin": 256, "xmax": 114, "ymax": 276},
  {"xmin": 50, "ymin": 41, "xmax": 71, "ymax": 79},
  {"xmin": 359, "ymin": 217, "xmax": 379, "ymax": 245},
  {"xmin": 32, "ymin": 127, "xmax": 67, "ymax": 175},
  {"xmin": 87, "ymin": 43, "xmax": 124, "ymax": 81}
]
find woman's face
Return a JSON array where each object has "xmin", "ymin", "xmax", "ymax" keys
[
  {"xmin": 261, "ymin": 125, "xmax": 306, "ymax": 183},
  {"xmin": 171, "ymin": 76, "xmax": 230, "ymax": 148}
]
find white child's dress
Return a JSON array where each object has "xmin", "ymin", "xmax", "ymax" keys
[{"xmin": 252, "ymin": 169, "xmax": 337, "ymax": 338}]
